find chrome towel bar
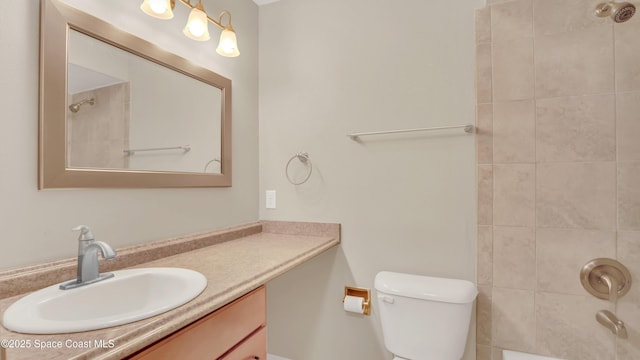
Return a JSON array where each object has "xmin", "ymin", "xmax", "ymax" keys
[
  {"xmin": 347, "ymin": 124, "xmax": 474, "ymax": 141},
  {"xmin": 123, "ymin": 145, "xmax": 191, "ymax": 156}
]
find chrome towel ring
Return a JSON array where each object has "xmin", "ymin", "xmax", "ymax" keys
[
  {"xmin": 203, "ymin": 158, "xmax": 221, "ymax": 172},
  {"xmin": 285, "ymin": 152, "xmax": 313, "ymax": 185}
]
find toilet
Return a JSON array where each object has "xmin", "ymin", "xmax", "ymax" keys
[{"xmin": 374, "ymin": 271, "xmax": 478, "ymax": 360}]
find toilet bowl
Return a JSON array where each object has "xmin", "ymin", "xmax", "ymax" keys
[{"xmin": 375, "ymin": 271, "xmax": 478, "ymax": 360}]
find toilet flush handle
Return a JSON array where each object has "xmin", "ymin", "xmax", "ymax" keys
[{"xmin": 379, "ymin": 295, "xmax": 395, "ymax": 304}]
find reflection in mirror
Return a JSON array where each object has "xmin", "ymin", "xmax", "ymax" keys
[
  {"xmin": 39, "ymin": 0, "xmax": 232, "ymax": 188},
  {"xmin": 67, "ymin": 30, "xmax": 222, "ymax": 174}
]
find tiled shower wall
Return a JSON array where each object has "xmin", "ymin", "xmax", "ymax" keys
[
  {"xmin": 475, "ymin": 0, "xmax": 640, "ymax": 359},
  {"xmin": 68, "ymin": 83, "xmax": 130, "ymax": 169}
]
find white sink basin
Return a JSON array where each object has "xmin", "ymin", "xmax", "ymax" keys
[{"xmin": 2, "ymin": 267, "xmax": 207, "ymax": 334}]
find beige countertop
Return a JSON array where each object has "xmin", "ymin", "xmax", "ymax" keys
[{"xmin": 0, "ymin": 221, "xmax": 340, "ymax": 360}]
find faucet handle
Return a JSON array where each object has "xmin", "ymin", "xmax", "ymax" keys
[{"xmin": 72, "ymin": 225, "xmax": 95, "ymax": 241}]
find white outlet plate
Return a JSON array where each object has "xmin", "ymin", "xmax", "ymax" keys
[{"xmin": 266, "ymin": 190, "xmax": 276, "ymax": 209}]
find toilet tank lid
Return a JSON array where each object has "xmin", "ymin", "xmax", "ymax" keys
[{"xmin": 374, "ymin": 271, "xmax": 478, "ymax": 304}]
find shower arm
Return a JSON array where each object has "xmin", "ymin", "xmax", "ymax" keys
[
  {"xmin": 71, "ymin": 98, "xmax": 95, "ymax": 107},
  {"xmin": 69, "ymin": 97, "xmax": 96, "ymax": 113}
]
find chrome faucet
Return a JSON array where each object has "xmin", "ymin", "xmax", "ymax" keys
[{"xmin": 60, "ymin": 225, "xmax": 116, "ymax": 290}]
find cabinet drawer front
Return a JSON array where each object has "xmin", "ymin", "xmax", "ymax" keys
[
  {"xmin": 130, "ymin": 286, "xmax": 266, "ymax": 360},
  {"xmin": 218, "ymin": 327, "xmax": 267, "ymax": 360}
]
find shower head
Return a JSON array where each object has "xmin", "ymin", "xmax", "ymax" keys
[
  {"xmin": 69, "ymin": 98, "xmax": 95, "ymax": 113},
  {"xmin": 595, "ymin": 1, "xmax": 636, "ymax": 23}
]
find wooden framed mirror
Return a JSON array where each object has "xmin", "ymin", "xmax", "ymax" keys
[{"xmin": 39, "ymin": 0, "xmax": 232, "ymax": 188}]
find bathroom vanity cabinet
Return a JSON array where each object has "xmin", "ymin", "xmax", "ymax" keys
[
  {"xmin": 0, "ymin": 221, "xmax": 339, "ymax": 360},
  {"xmin": 128, "ymin": 286, "xmax": 266, "ymax": 360}
]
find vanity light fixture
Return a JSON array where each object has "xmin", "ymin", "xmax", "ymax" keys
[
  {"xmin": 183, "ymin": 1, "xmax": 210, "ymax": 41},
  {"xmin": 140, "ymin": 0, "xmax": 240, "ymax": 57},
  {"xmin": 140, "ymin": 0, "xmax": 174, "ymax": 19}
]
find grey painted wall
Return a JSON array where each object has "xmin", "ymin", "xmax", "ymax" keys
[
  {"xmin": 0, "ymin": 0, "xmax": 259, "ymax": 269},
  {"xmin": 259, "ymin": 0, "xmax": 482, "ymax": 358}
]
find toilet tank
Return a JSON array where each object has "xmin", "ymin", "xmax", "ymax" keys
[{"xmin": 375, "ymin": 271, "xmax": 477, "ymax": 360}]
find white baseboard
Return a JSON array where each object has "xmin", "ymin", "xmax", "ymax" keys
[{"xmin": 267, "ymin": 354, "xmax": 292, "ymax": 360}]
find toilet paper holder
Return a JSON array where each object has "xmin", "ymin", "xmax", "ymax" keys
[{"xmin": 343, "ymin": 286, "xmax": 371, "ymax": 315}]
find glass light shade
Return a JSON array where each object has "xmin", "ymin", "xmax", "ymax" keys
[
  {"xmin": 216, "ymin": 29, "xmax": 240, "ymax": 57},
  {"xmin": 183, "ymin": 7, "xmax": 210, "ymax": 41},
  {"xmin": 140, "ymin": 0, "xmax": 174, "ymax": 20}
]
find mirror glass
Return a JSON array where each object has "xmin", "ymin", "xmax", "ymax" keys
[
  {"xmin": 39, "ymin": 0, "xmax": 232, "ymax": 188},
  {"xmin": 68, "ymin": 30, "xmax": 222, "ymax": 174}
]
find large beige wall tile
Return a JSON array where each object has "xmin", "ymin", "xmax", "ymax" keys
[
  {"xmin": 493, "ymin": 226, "xmax": 535, "ymax": 290},
  {"xmin": 477, "ymin": 345, "xmax": 492, "ymax": 360},
  {"xmin": 478, "ymin": 225, "xmax": 493, "ymax": 285},
  {"xmin": 615, "ymin": 19, "xmax": 640, "ymax": 92},
  {"xmin": 494, "ymin": 164, "xmax": 535, "ymax": 227},
  {"xmin": 533, "ymin": 0, "xmax": 609, "ymax": 36},
  {"xmin": 477, "ymin": 285, "xmax": 492, "ymax": 345},
  {"xmin": 478, "ymin": 165, "xmax": 494, "ymax": 226},
  {"xmin": 492, "ymin": 288, "xmax": 536, "ymax": 352},
  {"xmin": 492, "ymin": 347, "xmax": 503, "ymax": 360},
  {"xmin": 476, "ymin": 7, "xmax": 492, "ymax": 44},
  {"xmin": 68, "ymin": 85, "xmax": 129, "ymax": 169},
  {"xmin": 535, "ymin": 26, "xmax": 614, "ymax": 98},
  {"xmin": 536, "ymin": 162, "xmax": 616, "ymax": 230},
  {"xmin": 474, "ymin": 2, "xmax": 640, "ymax": 360},
  {"xmin": 536, "ymin": 94, "xmax": 615, "ymax": 162},
  {"xmin": 619, "ymin": 162, "xmax": 640, "ymax": 230},
  {"xmin": 535, "ymin": 292, "xmax": 615, "ymax": 360},
  {"xmin": 493, "ymin": 100, "xmax": 535, "ymax": 163},
  {"xmin": 616, "ymin": 91, "xmax": 640, "ymax": 162},
  {"xmin": 492, "ymin": 39, "xmax": 534, "ymax": 101},
  {"xmin": 617, "ymin": 309, "xmax": 640, "ymax": 360},
  {"xmin": 477, "ymin": 43, "xmax": 493, "ymax": 104},
  {"xmin": 618, "ymin": 231, "xmax": 640, "ymax": 303},
  {"xmin": 617, "ymin": 231, "xmax": 640, "ymax": 360},
  {"xmin": 536, "ymin": 228, "xmax": 616, "ymax": 295},
  {"xmin": 490, "ymin": 0, "xmax": 533, "ymax": 42},
  {"xmin": 477, "ymin": 103, "xmax": 493, "ymax": 164}
]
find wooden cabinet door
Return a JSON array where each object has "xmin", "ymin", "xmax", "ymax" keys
[
  {"xmin": 129, "ymin": 286, "xmax": 266, "ymax": 360},
  {"xmin": 218, "ymin": 327, "xmax": 267, "ymax": 360}
]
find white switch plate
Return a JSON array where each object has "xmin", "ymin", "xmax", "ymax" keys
[{"xmin": 266, "ymin": 190, "xmax": 276, "ymax": 209}]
